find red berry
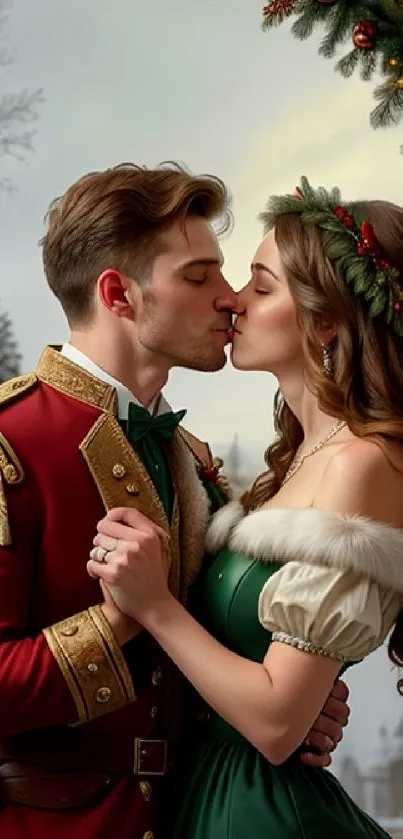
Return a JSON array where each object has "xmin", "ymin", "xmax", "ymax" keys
[{"xmin": 202, "ymin": 467, "xmax": 219, "ymax": 483}]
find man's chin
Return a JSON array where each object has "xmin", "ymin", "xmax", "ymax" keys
[{"xmin": 175, "ymin": 350, "xmax": 227, "ymax": 374}]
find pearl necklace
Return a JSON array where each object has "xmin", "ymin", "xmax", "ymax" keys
[{"xmin": 282, "ymin": 420, "xmax": 347, "ymax": 486}]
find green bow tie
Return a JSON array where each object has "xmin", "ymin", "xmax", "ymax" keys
[{"xmin": 126, "ymin": 402, "xmax": 186, "ymax": 444}]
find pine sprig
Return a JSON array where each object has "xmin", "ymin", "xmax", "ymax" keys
[
  {"xmin": 371, "ymin": 77, "xmax": 403, "ymax": 127},
  {"xmin": 261, "ymin": 0, "xmax": 403, "ymax": 149}
]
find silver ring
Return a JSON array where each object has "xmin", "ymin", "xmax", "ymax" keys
[{"xmin": 90, "ymin": 546, "xmax": 109, "ymax": 564}]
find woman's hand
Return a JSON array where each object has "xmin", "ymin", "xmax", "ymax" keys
[{"xmin": 87, "ymin": 507, "xmax": 172, "ymax": 623}]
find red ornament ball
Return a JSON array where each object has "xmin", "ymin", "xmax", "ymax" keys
[
  {"xmin": 394, "ymin": 301, "xmax": 403, "ymax": 313},
  {"xmin": 353, "ymin": 20, "xmax": 377, "ymax": 49}
]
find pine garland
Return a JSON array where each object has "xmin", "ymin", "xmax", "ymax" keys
[
  {"xmin": 262, "ymin": 0, "xmax": 403, "ymax": 146},
  {"xmin": 261, "ymin": 176, "xmax": 403, "ymax": 335}
]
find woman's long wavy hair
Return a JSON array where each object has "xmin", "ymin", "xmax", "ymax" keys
[{"xmin": 241, "ymin": 199, "xmax": 403, "ymax": 692}]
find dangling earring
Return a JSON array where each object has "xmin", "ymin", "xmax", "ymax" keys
[{"xmin": 322, "ymin": 341, "xmax": 334, "ymax": 379}]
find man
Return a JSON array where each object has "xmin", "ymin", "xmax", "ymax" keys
[{"xmin": 0, "ymin": 163, "xmax": 349, "ymax": 839}]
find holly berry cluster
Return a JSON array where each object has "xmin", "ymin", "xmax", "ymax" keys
[{"xmin": 333, "ymin": 206, "xmax": 403, "ymax": 314}]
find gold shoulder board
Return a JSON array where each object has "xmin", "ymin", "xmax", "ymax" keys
[{"xmin": 0, "ymin": 372, "xmax": 37, "ymax": 409}]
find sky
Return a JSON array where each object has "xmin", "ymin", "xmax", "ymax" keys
[{"xmin": 1, "ymin": 0, "xmax": 403, "ymax": 775}]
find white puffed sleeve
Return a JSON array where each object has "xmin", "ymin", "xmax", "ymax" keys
[{"xmin": 258, "ymin": 561, "xmax": 402, "ymax": 662}]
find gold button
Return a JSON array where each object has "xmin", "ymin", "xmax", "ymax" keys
[
  {"xmin": 125, "ymin": 483, "xmax": 139, "ymax": 496},
  {"xmin": 150, "ymin": 706, "xmax": 158, "ymax": 718},
  {"xmin": 142, "ymin": 833, "xmax": 154, "ymax": 839},
  {"xmin": 112, "ymin": 463, "xmax": 126, "ymax": 479},
  {"xmin": 87, "ymin": 662, "xmax": 98, "ymax": 673},
  {"xmin": 96, "ymin": 687, "xmax": 112, "ymax": 703},
  {"xmin": 139, "ymin": 780, "xmax": 152, "ymax": 802},
  {"xmin": 151, "ymin": 667, "xmax": 163, "ymax": 686},
  {"xmin": 61, "ymin": 624, "xmax": 78, "ymax": 636}
]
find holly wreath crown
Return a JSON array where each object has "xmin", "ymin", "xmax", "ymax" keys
[{"xmin": 262, "ymin": 176, "xmax": 403, "ymax": 336}]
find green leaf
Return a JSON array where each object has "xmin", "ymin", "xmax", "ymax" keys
[
  {"xmin": 386, "ymin": 293, "xmax": 395, "ymax": 323},
  {"xmin": 369, "ymin": 290, "xmax": 388, "ymax": 317},
  {"xmin": 393, "ymin": 313, "xmax": 403, "ymax": 335}
]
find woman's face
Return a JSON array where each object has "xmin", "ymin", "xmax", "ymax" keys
[{"xmin": 231, "ymin": 230, "xmax": 303, "ymax": 374}]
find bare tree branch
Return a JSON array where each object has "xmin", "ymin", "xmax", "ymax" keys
[{"xmin": 0, "ymin": 0, "xmax": 43, "ymax": 190}]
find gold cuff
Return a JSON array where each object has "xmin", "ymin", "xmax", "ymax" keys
[{"xmin": 43, "ymin": 606, "xmax": 136, "ymax": 723}]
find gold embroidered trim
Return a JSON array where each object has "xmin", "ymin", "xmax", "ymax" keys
[
  {"xmin": 89, "ymin": 605, "xmax": 136, "ymax": 704},
  {"xmin": 80, "ymin": 412, "xmax": 169, "ymax": 532},
  {"xmin": 36, "ymin": 346, "xmax": 117, "ymax": 412},
  {"xmin": 43, "ymin": 608, "xmax": 135, "ymax": 723},
  {"xmin": 0, "ymin": 372, "xmax": 38, "ymax": 408},
  {"xmin": 271, "ymin": 631, "xmax": 346, "ymax": 663},
  {"xmin": 43, "ymin": 622, "xmax": 87, "ymax": 723},
  {"xmin": 0, "ymin": 471, "xmax": 11, "ymax": 546}
]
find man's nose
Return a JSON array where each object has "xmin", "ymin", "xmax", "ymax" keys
[{"xmin": 214, "ymin": 292, "xmax": 244, "ymax": 315}]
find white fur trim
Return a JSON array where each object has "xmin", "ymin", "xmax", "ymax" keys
[
  {"xmin": 205, "ymin": 501, "xmax": 244, "ymax": 554},
  {"xmin": 210, "ymin": 505, "xmax": 403, "ymax": 594}
]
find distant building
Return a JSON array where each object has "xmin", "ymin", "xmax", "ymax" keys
[
  {"xmin": 224, "ymin": 433, "xmax": 260, "ymax": 496},
  {"xmin": 339, "ymin": 720, "xmax": 403, "ymax": 828}
]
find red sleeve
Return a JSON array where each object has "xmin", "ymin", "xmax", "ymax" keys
[
  {"xmin": 0, "ymin": 477, "xmax": 135, "ymax": 736},
  {"xmin": 0, "ymin": 477, "xmax": 78, "ymax": 735}
]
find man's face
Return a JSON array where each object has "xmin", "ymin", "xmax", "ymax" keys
[{"xmin": 130, "ymin": 217, "xmax": 239, "ymax": 372}]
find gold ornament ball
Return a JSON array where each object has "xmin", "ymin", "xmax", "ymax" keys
[
  {"xmin": 396, "ymin": 77, "xmax": 403, "ymax": 88},
  {"xmin": 389, "ymin": 57, "xmax": 399, "ymax": 67}
]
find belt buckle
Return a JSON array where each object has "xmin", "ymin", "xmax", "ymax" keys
[{"xmin": 134, "ymin": 738, "xmax": 168, "ymax": 776}]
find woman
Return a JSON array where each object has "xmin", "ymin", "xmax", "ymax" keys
[{"xmin": 88, "ymin": 177, "xmax": 403, "ymax": 837}]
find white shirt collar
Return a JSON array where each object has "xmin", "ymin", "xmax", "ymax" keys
[{"xmin": 60, "ymin": 344, "xmax": 171, "ymax": 420}]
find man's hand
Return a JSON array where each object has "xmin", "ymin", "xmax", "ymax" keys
[{"xmin": 300, "ymin": 679, "xmax": 350, "ymax": 768}]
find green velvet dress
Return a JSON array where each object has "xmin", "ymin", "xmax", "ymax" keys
[{"xmin": 171, "ymin": 546, "xmax": 391, "ymax": 839}]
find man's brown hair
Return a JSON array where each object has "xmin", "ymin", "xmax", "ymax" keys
[{"xmin": 41, "ymin": 162, "xmax": 232, "ymax": 325}]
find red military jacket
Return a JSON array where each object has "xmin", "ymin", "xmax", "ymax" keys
[{"xmin": 0, "ymin": 346, "xmax": 212, "ymax": 839}]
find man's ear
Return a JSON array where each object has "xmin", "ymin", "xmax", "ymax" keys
[{"xmin": 97, "ymin": 270, "xmax": 135, "ymax": 317}]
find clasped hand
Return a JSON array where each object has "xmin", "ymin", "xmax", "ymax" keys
[{"xmin": 87, "ymin": 507, "xmax": 171, "ymax": 624}]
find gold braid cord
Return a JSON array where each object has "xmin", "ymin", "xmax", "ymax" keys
[{"xmin": 0, "ymin": 431, "xmax": 25, "ymax": 547}]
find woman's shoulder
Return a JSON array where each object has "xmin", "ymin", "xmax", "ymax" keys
[{"xmin": 314, "ymin": 437, "xmax": 403, "ymax": 528}]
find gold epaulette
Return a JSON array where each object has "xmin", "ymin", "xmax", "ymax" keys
[
  {"xmin": 0, "ymin": 372, "xmax": 38, "ymax": 410},
  {"xmin": 0, "ymin": 377, "xmax": 30, "ymax": 546}
]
